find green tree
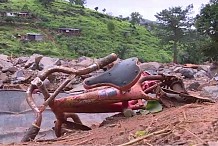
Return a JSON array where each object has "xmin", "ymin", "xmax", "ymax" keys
[
  {"xmin": 195, "ymin": 0, "xmax": 218, "ymax": 60},
  {"xmin": 130, "ymin": 12, "xmax": 142, "ymax": 25},
  {"xmin": 155, "ymin": 5, "xmax": 194, "ymax": 63},
  {"xmin": 94, "ymin": 7, "xmax": 98, "ymax": 11},
  {"xmin": 179, "ymin": 30, "xmax": 207, "ymax": 63},
  {"xmin": 69, "ymin": 0, "xmax": 86, "ymax": 6}
]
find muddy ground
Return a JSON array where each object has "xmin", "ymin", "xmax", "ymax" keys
[
  {"xmin": 1, "ymin": 54, "xmax": 218, "ymax": 145},
  {"xmin": 9, "ymin": 97, "xmax": 218, "ymax": 145}
]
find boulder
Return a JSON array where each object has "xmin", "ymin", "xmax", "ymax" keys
[
  {"xmin": 208, "ymin": 62, "xmax": 218, "ymax": 78},
  {"xmin": 13, "ymin": 56, "xmax": 29, "ymax": 65},
  {"xmin": 179, "ymin": 68, "xmax": 195, "ymax": 79},
  {"xmin": 158, "ymin": 68, "xmax": 172, "ymax": 75},
  {"xmin": 6, "ymin": 66, "xmax": 18, "ymax": 73},
  {"xmin": 0, "ymin": 72, "xmax": 8, "ymax": 83},
  {"xmin": 140, "ymin": 62, "xmax": 161, "ymax": 71},
  {"xmin": 60, "ymin": 60, "xmax": 73, "ymax": 67},
  {"xmin": 0, "ymin": 54, "xmax": 9, "ymax": 61},
  {"xmin": 198, "ymin": 65, "xmax": 210, "ymax": 72},
  {"xmin": 13, "ymin": 70, "xmax": 25, "ymax": 78},
  {"xmin": 173, "ymin": 66, "xmax": 183, "ymax": 73},
  {"xmin": 76, "ymin": 56, "xmax": 94, "ymax": 67},
  {"xmin": 202, "ymin": 86, "xmax": 218, "ymax": 99},
  {"xmin": 29, "ymin": 63, "xmax": 44, "ymax": 70},
  {"xmin": 0, "ymin": 59, "xmax": 13, "ymax": 72},
  {"xmin": 194, "ymin": 70, "xmax": 208, "ymax": 78},
  {"xmin": 11, "ymin": 69, "xmax": 33, "ymax": 84},
  {"xmin": 187, "ymin": 82, "xmax": 200, "ymax": 91},
  {"xmin": 24, "ymin": 54, "xmax": 43, "ymax": 68},
  {"xmin": 39, "ymin": 56, "xmax": 61, "ymax": 70}
]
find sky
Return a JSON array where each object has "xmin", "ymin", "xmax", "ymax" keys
[{"xmin": 85, "ymin": 0, "xmax": 210, "ymax": 21}]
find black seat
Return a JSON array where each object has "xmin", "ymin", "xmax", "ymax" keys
[{"xmin": 83, "ymin": 57, "xmax": 141, "ymax": 91}]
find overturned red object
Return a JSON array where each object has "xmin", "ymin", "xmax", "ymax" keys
[{"xmin": 21, "ymin": 53, "xmax": 213, "ymax": 142}]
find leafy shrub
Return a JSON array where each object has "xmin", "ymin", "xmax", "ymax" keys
[{"xmin": 107, "ymin": 21, "xmax": 115, "ymax": 33}]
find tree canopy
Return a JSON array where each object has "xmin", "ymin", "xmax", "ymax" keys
[
  {"xmin": 155, "ymin": 5, "xmax": 194, "ymax": 63},
  {"xmin": 195, "ymin": 0, "xmax": 218, "ymax": 60},
  {"xmin": 69, "ymin": 0, "xmax": 86, "ymax": 6},
  {"xmin": 130, "ymin": 12, "xmax": 143, "ymax": 25}
]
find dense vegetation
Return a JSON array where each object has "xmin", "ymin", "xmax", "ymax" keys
[
  {"xmin": 154, "ymin": 0, "xmax": 218, "ymax": 63},
  {"xmin": 1, "ymin": 0, "xmax": 217, "ymax": 64},
  {"xmin": 0, "ymin": 0, "xmax": 171, "ymax": 62}
]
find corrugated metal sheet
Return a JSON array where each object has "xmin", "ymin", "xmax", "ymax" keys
[{"xmin": 0, "ymin": 90, "xmax": 115, "ymax": 144}]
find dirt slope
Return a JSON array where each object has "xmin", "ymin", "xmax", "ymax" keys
[{"xmin": 11, "ymin": 102, "xmax": 218, "ymax": 146}]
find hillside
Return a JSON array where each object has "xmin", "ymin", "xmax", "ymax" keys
[{"xmin": 0, "ymin": 0, "xmax": 171, "ymax": 62}]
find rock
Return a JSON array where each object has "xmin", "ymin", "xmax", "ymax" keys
[
  {"xmin": 11, "ymin": 69, "xmax": 33, "ymax": 84},
  {"xmin": 25, "ymin": 54, "xmax": 43, "ymax": 68},
  {"xmin": 0, "ymin": 54, "xmax": 9, "ymax": 61},
  {"xmin": 6, "ymin": 66, "xmax": 18, "ymax": 73},
  {"xmin": 214, "ymin": 76, "xmax": 218, "ymax": 81},
  {"xmin": 187, "ymin": 82, "xmax": 200, "ymax": 91},
  {"xmin": 194, "ymin": 70, "xmax": 208, "ymax": 78},
  {"xmin": 39, "ymin": 56, "xmax": 61, "ymax": 70},
  {"xmin": 0, "ymin": 59, "xmax": 13, "ymax": 72},
  {"xmin": 0, "ymin": 72, "xmax": 8, "ymax": 83},
  {"xmin": 29, "ymin": 63, "xmax": 44, "ymax": 70},
  {"xmin": 76, "ymin": 56, "xmax": 94, "ymax": 67},
  {"xmin": 144, "ymin": 70, "xmax": 158, "ymax": 75},
  {"xmin": 11, "ymin": 77, "xmax": 26, "ymax": 84},
  {"xmin": 14, "ymin": 56, "xmax": 29, "ymax": 65},
  {"xmin": 43, "ymin": 78, "xmax": 51, "ymax": 87},
  {"xmin": 208, "ymin": 62, "xmax": 218, "ymax": 78},
  {"xmin": 123, "ymin": 108, "xmax": 135, "ymax": 117},
  {"xmin": 60, "ymin": 60, "xmax": 73, "ymax": 67},
  {"xmin": 13, "ymin": 70, "xmax": 25, "ymax": 78},
  {"xmin": 173, "ymin": 66, "xmax": 183, "ymax": 73},
  {"xmin": 202, "ymin": 86, "xmax": 218, "ymax": 99},
  {"xmin": 198, "ymin": 65, "xmax": 210, "ymax": 72},
  {"xmin": 179, "ymin": 68, "xmax": 195, "ymax": 79},
  {"xmin": 158, "ymin": 68, "xmax": 172, "ymax": 75},
  {"xmin": 140, "ymin": 62, "xmax": 161, "ymax": 71}
]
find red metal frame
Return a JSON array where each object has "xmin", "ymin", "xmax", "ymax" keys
[{"xmin": 21, "ymin": 53, "xmax": 190, "ymax": 142}]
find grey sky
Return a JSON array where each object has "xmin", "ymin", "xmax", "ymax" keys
[{"xmin": 85, "ymin": 0, "xmax": 210, "ymax": 21}]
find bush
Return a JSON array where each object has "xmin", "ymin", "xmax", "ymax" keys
[{"xmin": 107, "ymin": 21, "xmax": 115, "ymax": 33}]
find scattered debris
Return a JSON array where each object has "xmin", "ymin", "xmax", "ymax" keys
[{"xmin": 0, "ymin": 53, "xmax": 218, "ymax": 145}]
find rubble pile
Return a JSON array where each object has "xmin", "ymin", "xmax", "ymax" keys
[
  {"xmin": 0, "ymin": 53, "xmax": 218, "ymax": 99},
  {"xmin": 0, "ymin": 54, "xmax": 99, "ymax": 91}
]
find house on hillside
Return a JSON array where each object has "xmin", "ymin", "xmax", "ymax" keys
[
  {"xmin": 6, "ymin": 12, "xmax": 17, "ymax": 17},
  {"xmin": 26, "ymin": 33, "xmax": 43, "ymax": 41},
  {"xmin": 0, "ymin": 11, "xmax": 30, "ymax": 17},
  {"xmin": 17, "ymin": 12, "xmax": 30, "ymax": 18},
  {"xmin": 58, "ymin": 28, "xmax": 81, "ymax": 36}
]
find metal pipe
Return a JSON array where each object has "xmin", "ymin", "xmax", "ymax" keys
[{"xmin": 23, "ymin": 53, "xmax": 118, "ymax": 142}]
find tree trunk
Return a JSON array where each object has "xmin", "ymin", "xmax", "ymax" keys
[{"xmin": 173, "ymin": 41, "xmax": 178, "ymax": 63}]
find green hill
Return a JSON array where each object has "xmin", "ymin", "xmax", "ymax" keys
[{"xmin": 0, "ymin": 0, "xmax": 172, "ymax": 62}]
